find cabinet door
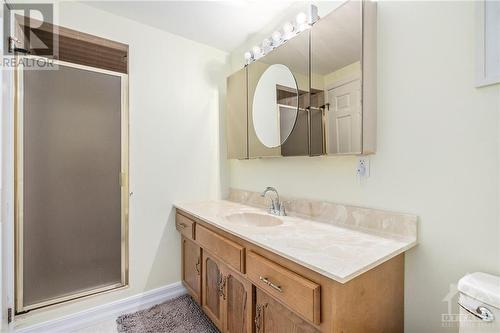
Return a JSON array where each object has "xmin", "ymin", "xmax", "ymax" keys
[
  {"xmin": 255, "ymin": 288, "xmax": 319, "ymax": 333},
  {"xmin": 202, "ymin": 251, "xmax": 224, "ymax": 331},
  {"xmin": 181, "ymin": 237, "xmax": 201, "ymax": 304},
  {"xmin": 247, "ymin": 62, "xmax": 282, "ymax": 158},
  {"xmin": 227, "ymin": 67, "xmax": 248, "ymax": 159},
  {"xmin": 247, "ymin": 29, "xmax": 310, "ymax": 159},
  {"xmin": 222, "ymin": 265, "xmax": 253, "ymax": 333}
]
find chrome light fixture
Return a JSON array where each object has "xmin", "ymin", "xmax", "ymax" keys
[{"xmin": 244, "ymin": 4, "xmax": 319, "ymax": 64}]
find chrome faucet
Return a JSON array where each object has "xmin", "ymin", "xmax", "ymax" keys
[{"xmin": 261, "ymin": 187, "xmax": 286, "ymax": 216}]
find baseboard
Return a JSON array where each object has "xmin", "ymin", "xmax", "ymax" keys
[{"xmin": 14, "ymin": 282, "xmax": 187, "ymax": 333}]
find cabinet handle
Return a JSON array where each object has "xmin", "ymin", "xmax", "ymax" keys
[
  {"xmin": 216, "ymin": 274, "xmax": 220, "ymax": 293},
  {"xmin": 195, "ymin": 258, "xmax": 200, "ymax": 275},
  {"xmin": 222, "ymin": 276, "xmax": 227, "ymax": 300},
  {"xmin": 259, "ymin": 276, "xmax": 282, "ymax": 293},
  {"xmin": 255, "ymin": 303, "xmax": 267, "ymax": 333},
  {"xmin": 177, "ymin": 222, "xmax": 187, "ymax": 229},
  {"xmin": 217, "ymin": 273, "xmax": 226, "ymax": 299}
]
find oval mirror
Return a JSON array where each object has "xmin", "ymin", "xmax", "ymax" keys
[{"xmin": 252, "ymin": 64, "xmax": 299, "ymax": 148}]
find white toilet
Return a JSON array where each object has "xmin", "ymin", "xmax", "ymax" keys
[{"xmin": 458, "ymin": 272, "xmax": 500, "ymax": 332}]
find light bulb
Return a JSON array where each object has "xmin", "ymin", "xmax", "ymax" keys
[
  {"xmin": 296, "ymin": 12, "xmax": 307, "ymax": 25},
  {"xmin": 283, "ymin": 22, "xmax": 294, "ymax": 34},
  {"xmin": 262, "ymin": 38, "xmax": 272, "ymax": 49},
  {"xmin": 244, "ymin": 51, "xmax": 253, "ymax": 62},
  {"xmin": 271, "ymin": 31, "xmax": 282, "ymax": 44},
  {"xmin": 252, "ymin": 45, "xmax": 262, "ymax": 58}
]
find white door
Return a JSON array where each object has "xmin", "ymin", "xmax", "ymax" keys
[{"xmin": 326, "ymin": 79, "xmax": 362, "ymax": 154}]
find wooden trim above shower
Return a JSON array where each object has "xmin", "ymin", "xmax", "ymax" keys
[{"xmin": 14, "ymin": 15, "xmax": 129, "ymax": 74}]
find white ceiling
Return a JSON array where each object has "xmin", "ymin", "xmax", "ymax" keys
[{"xmin": 83, "ymin": 1, "xmax": 298, "ymax": 52}]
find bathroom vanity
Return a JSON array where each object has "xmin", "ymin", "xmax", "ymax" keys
[{"xmin": 175, "ymin": 190, "xmax": 417, "ymax": 333}]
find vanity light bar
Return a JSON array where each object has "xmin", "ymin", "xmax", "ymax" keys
[{"xmin": 244, "ymin": 5, "xmax": 319, "ymax": 64}]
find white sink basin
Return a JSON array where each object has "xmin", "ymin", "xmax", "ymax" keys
[{"xmin": 224, "ymin": 212, "xmax": 283, "ymax": 227}]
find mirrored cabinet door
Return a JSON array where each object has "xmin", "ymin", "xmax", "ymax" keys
[
  {"xmin": 248, "ymin": 29, "xmax": 310, "ymax": 158},
  {"xmin": 227, "ymin": 67, "xmax": 248, "ymax": 159},
  {"xmin": 311, "ymin": 0, "xmax": 376, "ymax": 155},
  {"xmin": 225, "ymin": 0, "xmax": 376, "ymax": 159}
]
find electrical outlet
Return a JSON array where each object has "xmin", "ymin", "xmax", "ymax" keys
[{"xmin": 356, "ymin": 156, "xmax": 370, "ymax": 179}]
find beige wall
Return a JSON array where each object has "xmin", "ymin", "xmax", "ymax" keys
[
  {"xmin": 12, "ymin": 0, "xmax": 229, "ymax": 327},
  {"xmin": 229, "ymin": 1, "xmax": 500, "ymax": 332}
]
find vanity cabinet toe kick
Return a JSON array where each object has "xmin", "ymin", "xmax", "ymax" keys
[{"xmin": 175, "ymin": 210, "xmax": 405, "ymax": 333}]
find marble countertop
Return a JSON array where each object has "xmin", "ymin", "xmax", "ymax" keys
[{"xmin": 174, "ymin": 200, "xmax": 417, "ymax": 283}]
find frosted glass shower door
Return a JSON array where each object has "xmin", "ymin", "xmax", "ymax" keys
[{"xmin": 16, "ymin": 58, "xmax": 129, "ymax": 312}]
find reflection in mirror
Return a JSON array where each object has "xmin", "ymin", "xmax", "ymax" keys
[
  {"xmin": 248, "ymin": 29, "xmax": 310, "ymax": 158},
  {"xmin": 311, "ymin": 0, "xmax": 362, "ymax": 155},
  {"xmin": 252, "ymin": 64, "xmax": 298, "ymax": 148}
]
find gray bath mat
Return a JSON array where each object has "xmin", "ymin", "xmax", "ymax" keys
[{"xmin": 116, "ymin": 294, "xmax": 219, "ymax": 333}]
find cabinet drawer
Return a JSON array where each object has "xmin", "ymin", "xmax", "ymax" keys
[
  {"xmin": 247, "ymin": 251, "xmax": 321, "ymax": 325},
  {"xmin": 176, "ymin": 213, "xmax": 195, "ymax": 240},
  {"xmin": 196, "ymin": 224, "xmax": 244, "ymax": 272}
]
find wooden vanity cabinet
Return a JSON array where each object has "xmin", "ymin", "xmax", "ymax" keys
[
  {"xmin": 181, "ymin": 237, "xmax": 201, "ymax": 304},
  {"xmin": 201, "ymin": 249, "xmax": 253, "ymax": 333},
  {"xmin": 255, "ymin": 288, "xmax": 319, "ymax": 333},
  {"xmin": 177, "ymin": 209, "xmax": 405, "ymax": 333}
]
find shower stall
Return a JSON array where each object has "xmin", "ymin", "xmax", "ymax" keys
[{"xmin": 14, "ymin": 56, "xmax": 129, "ymax": 312}]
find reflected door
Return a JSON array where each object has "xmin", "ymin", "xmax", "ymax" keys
[
  {"xmin": 16, "ymin": 59, "xmax": 128, "ymax": 312},
  {"xmin": 326, "ymin": 79, "xmax": 361, "ymax": 154}
]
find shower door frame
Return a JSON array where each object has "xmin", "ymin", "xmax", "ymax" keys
[{"xmin": 14, "ymin": 55, "xmax": 129, "ymax": 313}]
